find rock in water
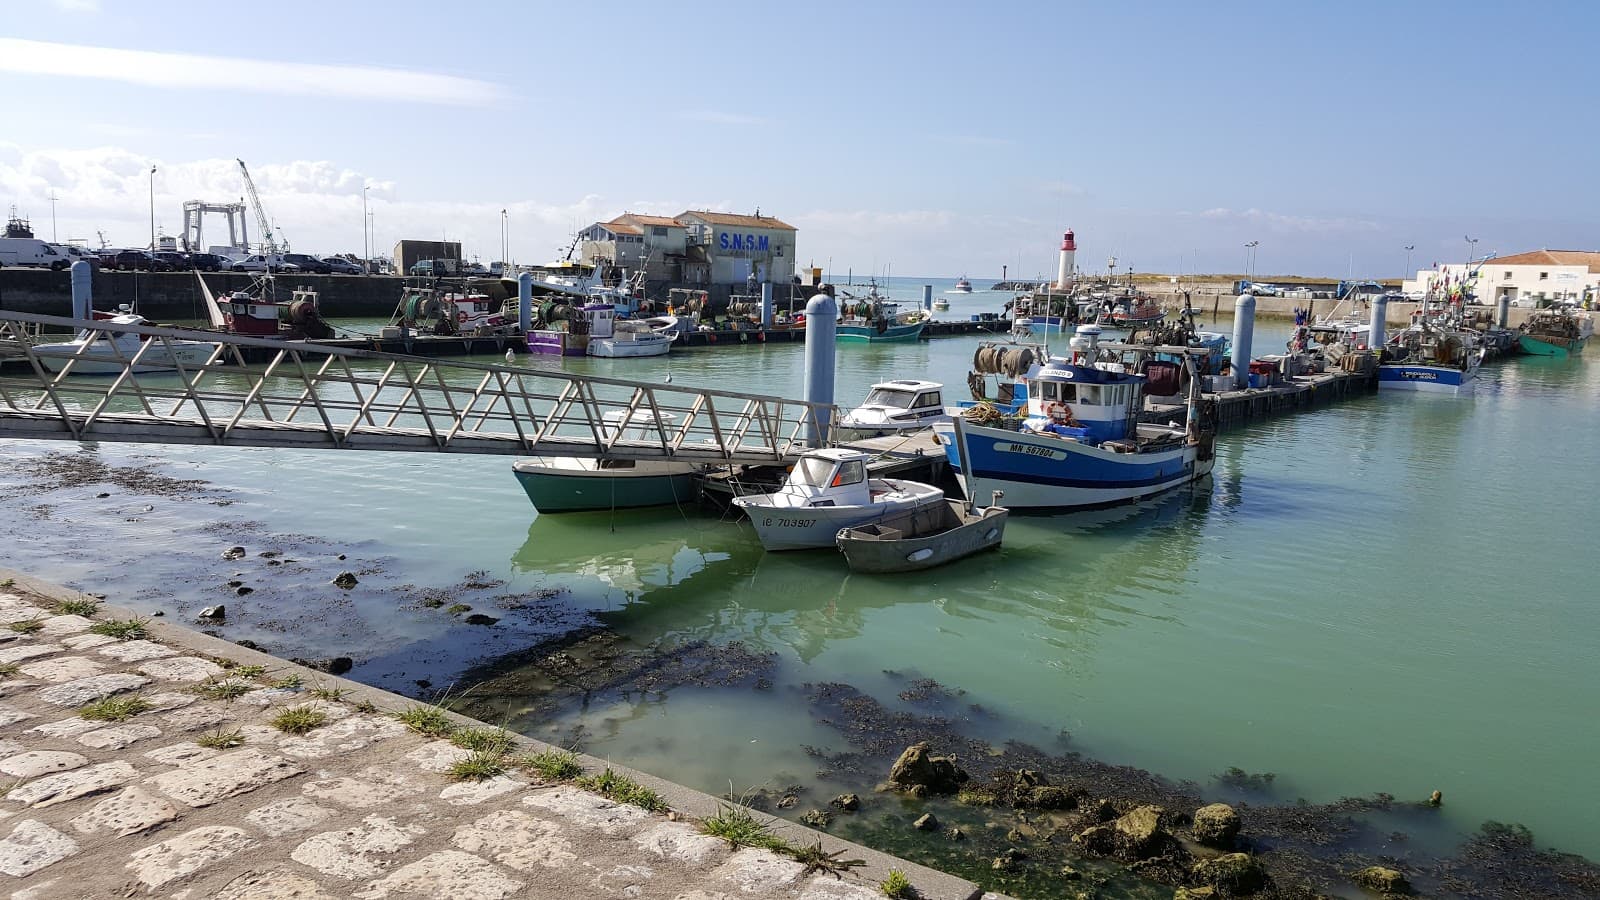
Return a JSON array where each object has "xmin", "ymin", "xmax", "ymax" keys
[
  {"xmin": 799, "ymin": 809, "xmax": 831, "ymax": 828},
  {"xmin": 221, "ymin": 546, "xmax": 246, "ymax": 560},
  {"xmin": 1113, "ymin": 805, "xmax": 1169, "ymax": 858},
  {"xmin": 830, "ymin": 793, "xmax": 861, "ymax": 811},
  {"xmin": 886, "ymin": 742, "xmax": 969, "ymax": 795},
  {"xmin": 913, "ymin": 813, "xmax": 939, "ymax": 831},
  {"xmin": 327, "ymin": 657, "xmax": 353, "ymax": 675},
  {"xmin": 1352, "ymin": 866, "xmax": 1412, "ymax": 894},
  {"xmin": 1192, "ymin": 802, "xmax": 1241, "ymax": 847},
  {"xmin": 197, "ymin": 606, "xmax": 225, "ymax": 621},
  {"xmin": 332, "ymin": 572, "xmax": 359, "ymax": 589},
  {"xmin": 1192, "ymin": 853, "xmax": 1267, "ymax": 895}
]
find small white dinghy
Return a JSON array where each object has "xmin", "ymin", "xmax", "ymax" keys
[
  {"xmin": 732, "ymin": 448, "xmax": 944, "ymax": 551},
  {"xmin": 835, "ymin": 498, "xmax": 1008, "ymax": 573}
]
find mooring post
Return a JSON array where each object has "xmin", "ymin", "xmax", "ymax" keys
[
  {"xmin": 803, "ymin": 286, "xmax": 839, "ymax": 447},
  {"xmin": 70, "ymin": 260, "xmax": 93, "ymax": 321},
  {"xmin": 1368, "ymin": 292, "xmax": 1388, "ymax": 351},
  {"xmin": 517, "ymin": 272, "xmax": 533, "ymax": 335},
  {"xmin": 760, "ymin": 282, "xmax": 773, "ymax": 330},
  {"xmin": 1496, "ymin": 293, "xmax": 1510, "ymax": 330},
  {"xmin": 1231, "ymin": 292, "xmax": 1255, "ymax": 390},
  {"xmin": 922, "ymin": 284, "xmax": 933, "ymax": 314}
]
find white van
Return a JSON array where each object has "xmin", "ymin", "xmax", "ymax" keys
[{"xmin": 0, "ymin": 238, "xmax": 71, "ymax": 270}]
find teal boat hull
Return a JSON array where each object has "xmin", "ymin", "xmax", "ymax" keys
[
  {"xmin": 512, "ymin": 463, "xmax": 697, "ymax": 512},
  {"xmin": 836, "ymin": 322, "xmax": 925, "ymax": 343},
  {"xmin": 1517, "ymin": 334, "xmax": 1584, "ymax": 357}
]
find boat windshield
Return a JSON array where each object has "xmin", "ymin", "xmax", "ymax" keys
[
  {"xmin": 863, "ymin": 388, "xmax": 916, "ymax": 408},
  {"xmin": 791, "ymin": 457, "xmax": 837, "ymax": 488}
]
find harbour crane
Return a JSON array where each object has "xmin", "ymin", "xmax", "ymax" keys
[{"xmin": 236, "ymin": 158, "xmax": 287, "ymax": 255}]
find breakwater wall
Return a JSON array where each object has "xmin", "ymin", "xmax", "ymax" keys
[{"xmin": 0, "ymin": 268, "xmax": 407, "ymax": 320}]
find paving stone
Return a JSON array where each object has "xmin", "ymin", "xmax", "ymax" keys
[
  {"xmin": 277, "ymin": 714, "xmax": 408, "ymax": 760},
  {"xmin": 0, "ymin": 751, "xmax": 89, "ymax": 779},
  {"xmin": 438, "ymin": 775, "xmax": 524, "ymax": 806},
  {"xmin": 213, "ymin": 869, "xmax": 341, "ymax": 900},
  {"xmin": 36, "ymin": 673, "xmax": 150, "ymax": 707},
  {"xmin": 0, "ymin": 739, "xmax": 23, "ymax": 757},
  {"xmin": 0, "ymin": 679, "xmax": 41, "ymax": 699},
  {"xmin": 594, "ymin": 862, "xmax": 656, "ymax": 895},
  {"xmin": 452, "ymin": 809, "xmax": 577, "ymax": 871},
  {"xmin": 245, "ymin": 797, "xmax": 338, "ymax": 837},
  {"xmin": 404, "ymin": 739, "xmax": 473, "ymax": 774},
  {"xmin": 352, "ymin": 849, "xmax": 523, "ymax": 900},
  {"xmin": 798, "ymin": 877, "xmax": 887, "ymax": 900},
  {"xmin": 0, "ymin": 644, "xmax": 62, "ymax": 665},
  {"xmin": 301, "ymin": 766, "xmax": 419, "ymax": 809},
  {"xmin": 60, "ymin": 633, "xmax": 118, "ymax": 650},
  {"xmin": 37, "ymin": 616, "xmax": 93, "ymax": 637},
  {"xmin": 77, "ymin": 723, "xmax": 163, "ymax": 750},
  {"xmin": 290, "ymin": 815, "xmax": 425, "ymax": 880},
  {"xmin": 0, "ymin": 704, "xmax": 37, "ymax": 727},
  {"xmin": 708, "ymin": 848, "xmax": 807, "ymax": 894},
  {"xmin": 0, "ymin": 819, "xmax": 79, "ymax": 877},
  {"xmin": 241, "ymin": 688, "xmax": 304, "ymax": 707},
  {"xmin": 25, "ymin": 717, "xmax": 102, "ymax": 738},
  {"xmin": 17, "ymin": 656, "xmax": 106, "ymax": 683},
  {"xmin": 0, "ymin": 604, "xmax": 45, "ymax": 626},
  {"xmin": 161, "ymin": 703, "xmax": 231, "ymax": 732},
  {"xmin": 95, "ymin": 640, "xmax": 177, "ymax": 662},
  {"xmin": 145, "ymin": 748, "xmax": 302, "ymax": 807},
  {"xmin": 6, "ymin": 761, "xmax": 137, "ymax": 808},
  {"xmin": 143, "ymin": 690, "xmax": 197, "ymax": 712},
  {"xmin": 633, "ymin": 821, "xmax": 729, "ymax": 865},
  {"xmin": 67, "ymin": 786, "xmax": 178, "ymax": 836},
  {"xmin": 125, "ymin": 824, "xmax": 257, "ymax": 888},
  {"xmin": 137, "ymin": 656, "xmax": 226, "ymax": 683},
  {"xmin": 144, "ymin": 741, "xmax": 220, "ymax": 767},
  {"xmin": 522, "ymin": 785, "xmax": 652, "ymax": 834}
]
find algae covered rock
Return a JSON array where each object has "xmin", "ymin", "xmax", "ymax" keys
[
  {"xmin": 913, "ymin": 812, "xmax": 939, "ymax": 831},
  {"xmin": 1192, "ymin": 853, "xmax": 1267, "ymax": 895},
  {"xmin": 332, "ymin": 572, "xmax": 359, "ymax": 589},
  {"xmin": 1352, "ymin": 866, "xmax": 1412, "ymax": 894},
  {"xmin": 1073, "ymin": 824, "xmax": 1116, "ymax": 854},
  {"xmin": 1192, "ymin": 802, "xmax": 1242, "ymax": 847},
  {"xmin": 1113, "ymin": 805, "xmax": 1169, "ymax": 858},
  {"xmin": 886, "ymin": 741, "xmax": 969, "ymax": 795},
  {"xmin": 830, "ymin": 793, "xmax": 860, "ymax": 811}
]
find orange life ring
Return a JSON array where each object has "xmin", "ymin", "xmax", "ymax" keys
[{"xmin": 1046, "ymin": 401, "xmax": 1071, "ymax": 423}]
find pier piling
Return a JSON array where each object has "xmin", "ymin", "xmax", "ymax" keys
[
  {"xmin": 1231, "ymin": 292, "xmax": 1256, "ymax": 389},
  {"xmin": 761, "ymin": 282, "xmax": 773, "ymax": 330},
  {"xmin": 923, "ymin": 284, "xmax": 933, "ymax": 313},
  {"xmin": 1496, "ymin": 294, "xmax": 1510, "ymax": 330},
  {"xmin": 803, "ymin": 287, "xmax": 839, "ymax": 447},
  {"xmin": 517, "ymin": 272, "xmax": 533, "ymax": 335},
  {"xmin": 1369, "ymin": 292, "xmax": 1388, "ymax": 350},
  {"xmin": 70, "ymin": 260, "xmax": 92, "ymax": 319}
]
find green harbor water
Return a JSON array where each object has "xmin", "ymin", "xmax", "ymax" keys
[{"xmin": 2, "ymin": 283, "xmax": 1596, "ymax": 865}]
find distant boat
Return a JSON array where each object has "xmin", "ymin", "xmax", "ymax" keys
[
  {"xmin": 835, "ymin": 286, "xmax": 927, "ymax": 343},
  {"xmin": 1517, "ymin": 307, "xmax": 1593, "ymax": 357},
  {"xmin": 950, "ymin": 276, "xmax": 972, "ymax": 294},
  {"xmin": 933, "ymin": 297, "xmax": 950, "ymax": 311}
]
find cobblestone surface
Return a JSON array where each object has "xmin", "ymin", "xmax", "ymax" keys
[{"xmin": 0, "ymin": 586, "xmax": 981, "ymax": 899}]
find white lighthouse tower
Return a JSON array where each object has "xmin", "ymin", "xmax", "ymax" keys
[{"xmin": 1054, "ymin": 229, "xmax": 1077, "ymax": 289}]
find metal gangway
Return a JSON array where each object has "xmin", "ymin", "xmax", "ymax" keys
[{"xmin": 0, "ymin": 311, "xmax": 832, "ymax": 463}]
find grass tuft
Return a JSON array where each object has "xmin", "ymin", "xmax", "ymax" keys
[
  {"xmin": 269, "ymin": 674, "xmax": 304, "ymax": 690},
  {"xmin": 231, "ymin": 664, "xmax": 267, "ymax": 679},
  {"xmin": 577, "ymin": 768, "xmax": 666, "ymax": 812},
  {"xmin": 790, "ymin": 839, "xmax": 866, "ymax": 878},
  {"xmin": 53, "ymin": 597, "xmax": 100, "ymax": 617},
  {"xmin": 519, "ymin": 748, "xmax": 582, "ymax": 782},
  {"xmin": 393, "ymin": 704, "xmax": 455, "ymax": 737},
  {"xmin": 0, "ymin": 663, "xmax": 19, "ymax": 679},
  {"xmin": 700, "ymin": 801, "xmax": 784, "ymax": 850},
  {"xmin": 194, "ymin": 679, "xmax": 254, "ymax": 701},
  {"xmin": 89, "ymin": 618, "xmax": 150, "ymax": 640},
  {"xmin": 0, "ymin": 578, "xmax": 13, "ymax": 588},
  {"xmin": 445, "ymin": 603, "xmax": 472, "ymax": 615},
  {"xmin": 310, "ymin": 685, "xmax": 350, "ymax": 703},
  {"xmin": 80, "ymin": 694, "xmax": 153, "ymax": 722},
  {"xmin": 450, "ymin": 727, "xmax": 515, "ymax": 755},
  {"xmin": 8, "ymin": 618, "xmax": 45, "ymax": 635},
  {"xmin": 881, "ymin": 869, "xmax": 915, "ymax": 899},
  {"xmin": 270, "ymin": 704, "xmax": 328, "ymax": 735},
  {"xmin": 196, "ymin": 726, "xmax": 245, "ymax": 749},
  {"xmin": 447, "ymin": 751, "xmax": 507, "ymax": 782}
]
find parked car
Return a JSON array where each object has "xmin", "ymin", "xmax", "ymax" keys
[
  {"xmin": 102, "ymin": 249, "xmax": 164, "ymax": 271},
  {"xmin": 460, "ymin": 262, "xmax": 489, "ymax": 276},
  {"xmin": 0, "ymin": 238, "xmax": 71, "ymax": 270},
  {"xmin": 282, "ymin": 253, "xmax": 331, "ymax": 275},
  {"xmin": 231, "ymin": 255, "xmax": 299, "ymax": 272},
  {"xmin": 154, "ymin": 251, "xmax": 190, "ymax": 270},
  {"xmin": 187, "ymin": 253, "xmax": 232, "ymax": 272},
  {"xmin": 321, "ymin": 257, "xmax": 363, "ymax": 275},
  {"xmin": 56, "ymin": 245, "xmax": 102, "ymax": 271},
  {"xmin": 409, "ymin": 259, "xmax": 436, "ymax": 276}
]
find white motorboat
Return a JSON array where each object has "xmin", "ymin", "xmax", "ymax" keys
[
  {"xmin": 837, "ymin": 379, "xmax": 951, "ymax": 440},
  {"xmin": 643, "ymin": 314, "xmax": 698, "ymax": 341},
  {"xmin": 732, "ymin": 448, "xmax": 944, "ymax": 551},
  {"xmin": 31, "ymin": 314, "xmax": 218, "ymax": 375},
  {"xmin": 512, "ymin": 412, "xmax": 696, "ymax": 512},
  {"xmin": 590, "ymin": 319, "xmax": 672, "ymax": 357},
  {"xmin": 933, "ymin": 297, "xmax": 950, "ymax": 311}
]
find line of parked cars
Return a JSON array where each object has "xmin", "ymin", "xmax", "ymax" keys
[{"xmin": 94, "ymin": 250, "xmax": 369, "ymax": 274}]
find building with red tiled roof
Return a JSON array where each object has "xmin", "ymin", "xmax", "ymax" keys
[
  {"xmin": 577, "ymin": 209, "xmax": 799, "ymax": 287},
  {"xmin": 1404, "ymin": 248, "xmax": 1600, "ymax": 307}
]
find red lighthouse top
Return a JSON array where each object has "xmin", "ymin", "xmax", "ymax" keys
[{"xmin": 1061, "ymin": 230, "xmax": 1076, "ymax": 251}]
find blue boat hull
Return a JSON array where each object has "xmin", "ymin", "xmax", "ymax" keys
[
  {"xmin": 933, "ymin": 422, "xmax": 1212, "ymax": 510},
  {"xmin": 1377, "ymin": 363, "xmax": 1475, "ymax": 393}
]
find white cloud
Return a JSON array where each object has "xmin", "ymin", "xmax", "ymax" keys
[
  {"xmin": 0, "ymin": 39, "xmax": 508, "ymax": 106},
  {"xmin": 1194, "ymin": 206, "xmax": 1381, "ymax": 234},
  {"xmin": 679, "ymin": 110, "xmax": 771, "ymax": 127}
]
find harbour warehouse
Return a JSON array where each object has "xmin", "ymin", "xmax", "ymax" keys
[{"xmin": 578, "ymin": 210, "xmax": 798, "ymax": 287}]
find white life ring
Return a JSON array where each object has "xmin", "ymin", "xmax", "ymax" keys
[{"xmin": 1046, "ymin": 401, "xmax": 1070, "ymax": 423}]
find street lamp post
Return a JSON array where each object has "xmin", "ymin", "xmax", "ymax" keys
[
  {"xmin": 49, "ymin": 191, "xmax": 58, "ymax": 242},
  {"xmin": 1244, "ymin": 240, "xmax": 1259, "ymax": 283},
  {"xmin": 500, "ymin": 209, "xmax": 508, "ymax": 270},
  {"xmin": 367, "ymin": 211, "xmax": 375, "ymax": 271},
  {"xmin": 148, "ymin": 166, "xmax": 157, "ymax": 255},
  {"xmin": 362, "ymin": 185, "xmax": 370, "ymax": 275},
  {"xmin": 1404, "ymin": 244, "xmax": 1415, "ymax": 281}
]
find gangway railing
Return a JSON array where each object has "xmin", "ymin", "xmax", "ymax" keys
[{"xmin": 0, "ymin": 311, "xmax": 833, "ymax": 462}]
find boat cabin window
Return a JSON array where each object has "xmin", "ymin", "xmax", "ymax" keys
[
  {"xmin": 1036, "ymin": 381, "xmax": 1056, "ymax": 401},
  {"xmin": 1078, "ymin": 385, "xmax": 1103, "ymax": 405},
  {"xmin": 792, "ymin": 456, "xmax": 837, "ymax": 487},
  {"xmin": 863, "ymin": 387, "xmax": 916, "ymax": 408},
  {"xmin": 912, "ymin": 391, "xmax": 940, "ymax": 408},
  {"xmin": 832, "ymin": 460, "xmax": 865, "ymax": 487}
]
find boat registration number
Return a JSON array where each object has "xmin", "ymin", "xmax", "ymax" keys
[
  {"xmin": 763, "ymin": 517, "xmax": 817, "ymax": 528},
  {"xmin": 995, "ymin": 442, "xmax": 1068, "ymax": 461}
]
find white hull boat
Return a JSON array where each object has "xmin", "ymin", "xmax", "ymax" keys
[
  {"xmin": 836, "ymin": 379, "xmax": 951, "ymax": 441},
  {"xmin": 732, "ymin": 448, "xmax": 945, "ymax": 551},
  {"xmin": 590, "ymin": 328, "xmax": 672, "ymax": 357},
  {"xmin": 32, "ymin": 314, "xmax": 218, "ymax": 375}
]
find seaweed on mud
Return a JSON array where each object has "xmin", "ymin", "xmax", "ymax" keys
[
  {"xmin": 13, "ymin": 452, "xmax": 216, "ymax": 499},
  {"xmin": 1424, "ymin": 821, "xmax": 1600, "ymax": 898}
]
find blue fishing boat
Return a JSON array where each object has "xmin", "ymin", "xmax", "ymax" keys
[
  {"xmin": 933, "ymin": 325, "xmax": 1216, "ymax": 510},
  {"xmin": 1379, "ymin": 307, "xmax": 1485, "ymax": 394}
]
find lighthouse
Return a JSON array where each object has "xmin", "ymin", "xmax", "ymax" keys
[{"xmin": 1054, "ymin": 229, "xmax": 1076, "ymax": 289}]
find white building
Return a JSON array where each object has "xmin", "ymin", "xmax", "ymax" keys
[
  {"xmin": 1404, "ymin": 250, "xmax": 1600, "ymax": 307},
  {"xmin": 677, "ymin": 211, "xmax": 796, "ymax": 286}
]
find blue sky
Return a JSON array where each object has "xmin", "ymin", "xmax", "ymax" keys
[{"xmin": 3, "ymin": 0, "xmax": 1596, "ymax": 278}]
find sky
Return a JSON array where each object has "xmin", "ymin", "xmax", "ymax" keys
[{"xmin": 2, "ymin": 0, "xmax": 1597, "ymax": 279}]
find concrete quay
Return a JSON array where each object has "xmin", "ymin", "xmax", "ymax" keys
[{"xmin": 0, "ymin": 569, "xmax": 987, "ymax": 900}]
